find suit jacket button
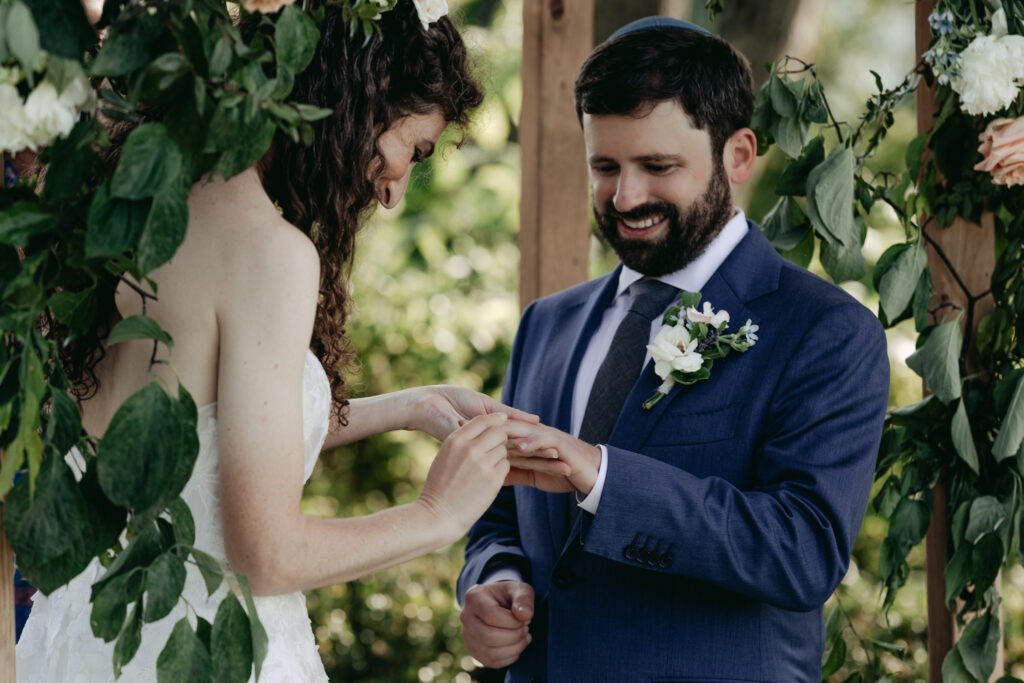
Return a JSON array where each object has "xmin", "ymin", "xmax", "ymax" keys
[
  {"xmin": 623, "ymin": 546, "xmax": 637, "ymax": 561},
  {"xmin": 636, "ymin": 548, "xmax": 649, "ymax": 563},
  {"xmin": 552, "ymin": 568, "xmax": 574, "ymax": 588},
  {"xmin": 658, "ymin": 556, "xmax": 670, "ymax": 568}
]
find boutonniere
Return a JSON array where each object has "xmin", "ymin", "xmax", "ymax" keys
[{"xmin": 643, "ymin": 291, "xmax": 759, "ymax": 409}]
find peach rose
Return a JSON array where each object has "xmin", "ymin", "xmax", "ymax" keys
[
  {"xmin": 240, "ymin": 0, "xmax": 296, "ymax": 14},
  {"xmin": 974, "ymin": 117, "xmax": 1024, "ymax": 187}
]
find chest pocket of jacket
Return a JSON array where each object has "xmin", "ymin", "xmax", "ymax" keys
[{"xmin": 643, "ymin": 402, "xmax": 739, "ymax": 447}]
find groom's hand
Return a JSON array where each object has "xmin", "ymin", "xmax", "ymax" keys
[
  {"xmin": 461, "ymin": 581, "xmax": 534, "ymax": 669},
  {"xmin": 505, "ymin": 421, "xmax": 602, "ymax": 495}
]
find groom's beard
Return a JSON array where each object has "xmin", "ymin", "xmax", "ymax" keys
[{"xmin": 594, "ymin": 161, "xmax": 733, "ymax": 277}]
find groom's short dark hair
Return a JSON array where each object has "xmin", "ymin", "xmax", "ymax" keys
[{"xmin": 574, "ymin": 27, "xmax": 754, "ymax": 156}]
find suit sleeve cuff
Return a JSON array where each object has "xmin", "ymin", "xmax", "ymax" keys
[{"xmin": 577, "ymin": 444, "xmax": 608, "ymax": 515}]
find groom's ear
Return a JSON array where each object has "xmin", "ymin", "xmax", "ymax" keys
[{"xmin": 722, "ymin": 127, "xmax": 757, "ymax": 186}]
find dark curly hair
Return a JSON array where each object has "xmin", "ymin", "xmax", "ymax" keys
[
  {"xmin": 253, "ymin": 0, "xmax": 484, "ymax": 423},
  {"xmin": 62, "ymin": 0, "xmax": 483, "ymax": 419},
  {"xmin": 575, "ymin": 27, "xmax": 753, "ymax": 157}
]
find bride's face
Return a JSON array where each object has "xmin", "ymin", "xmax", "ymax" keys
[{"xmin": 372, "ymin": 109, "xmax": 448, "ymax": 209}]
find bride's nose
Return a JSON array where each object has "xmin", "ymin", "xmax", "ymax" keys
[{"xmin": 378, "ymin": 164, "xmax": 414, "ymax": 209}]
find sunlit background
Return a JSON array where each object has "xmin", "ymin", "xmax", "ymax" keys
[{"xmin": 299, "ymin": 1, "xmax": 1024, "ymax": 680}]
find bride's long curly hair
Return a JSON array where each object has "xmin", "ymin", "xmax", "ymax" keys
[
  {"xmin": 251, "ymin": 1, "xmax": 483, "ymax": 422},
  {"xmin": 62, "ymin": 1, "xmax": 482, "ymax": 421}
]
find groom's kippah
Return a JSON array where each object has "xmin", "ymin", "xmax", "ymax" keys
[{"xmin": 607, "ymin": 16, "xmax": 713, "ymax": 42}]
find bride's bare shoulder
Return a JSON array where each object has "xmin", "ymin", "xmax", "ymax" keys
[{"xmin": 186, "ymin": 169, "xmax": 320, "ymax": 287}]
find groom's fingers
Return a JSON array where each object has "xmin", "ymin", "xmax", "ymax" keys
[
  {"xmin": 507, "ymin": 583, "xmax": 535, "ymax": 622},
  {"xmin": 507, "ymin": 456, "xmax": 571, "ymax": 476}
]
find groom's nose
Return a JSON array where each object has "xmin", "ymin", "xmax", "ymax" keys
[{"xmin": 613, "ymin": 170, "xmax": 647, "ymax": 213}]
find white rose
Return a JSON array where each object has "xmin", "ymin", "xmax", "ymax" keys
[
  {"xmin": 412, "ymin": 0, "xmax": 447, "ymax": 29},
  {"xmin": 0, "ymin": 83, "xmax": 33, "ymax": 155},
  {"xmin": 953, "ymin": 32, "xmax": 1024, "ymax": 116},
  {"xmin": 23, "ymin": 81, "xmax": 76, "ymax": 149},
  {"xmin": 647, "ymin": 324, "xmax": 702, "ymax": 380}
]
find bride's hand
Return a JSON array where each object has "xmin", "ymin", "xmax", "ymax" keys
[
  {"xmin": 404, "ymin": 386, "xmax": 538, "ymax": 441},
  {"xmin": 416, "ymin": 413, "xmax": 513, "ymax": 540}
]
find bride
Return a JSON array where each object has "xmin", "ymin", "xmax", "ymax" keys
[{"xmin": 16, "ymin": 1, "xmax": 546, "ymax": 680}]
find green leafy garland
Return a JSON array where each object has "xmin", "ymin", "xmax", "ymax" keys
[
  {"xmin": 0, "ymin": 0, "xmax": 395, "ymax": 678},
  {"xmin": 744, "ymin": 1, "xmax": 1023, "ymax": 679}
]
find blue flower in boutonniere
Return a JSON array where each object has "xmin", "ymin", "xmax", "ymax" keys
[{"xmin": 642, "ymin": 292, "xmax": 760, "ymax": 410}]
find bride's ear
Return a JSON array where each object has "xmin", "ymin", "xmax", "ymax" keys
[{"xmin": 723, "ymin": 128, "xmax": 757, "ymax": 186}]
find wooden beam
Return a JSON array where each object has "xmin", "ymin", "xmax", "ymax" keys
[
  {"xmin": 519, "ymin": 0, "xmax": 593, "ymax": 310},
  {"xmin": 915, "ymin": 1, "xmax": 996, "ymax": 679}
]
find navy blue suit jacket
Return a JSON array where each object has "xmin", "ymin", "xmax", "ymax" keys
[{"xmin": 458, "ymin": 223, "xmax": 890, "ymax": 682}]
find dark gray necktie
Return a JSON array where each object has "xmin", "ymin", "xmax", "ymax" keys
[{"xmin": 578, "ymin": 278, "xmax": 681, "ymax": 445}]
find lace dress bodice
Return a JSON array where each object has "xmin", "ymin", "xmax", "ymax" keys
[{"xmin": 16, "ymin": 351, "xmax": 332, "ymax": 682}]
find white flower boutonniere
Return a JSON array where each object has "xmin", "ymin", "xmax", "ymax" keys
[{"xmin": 643, "ymin": 291, "xmax": 759, "ymax": 409}]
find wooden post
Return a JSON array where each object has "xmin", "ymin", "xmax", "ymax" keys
[
  {"xmin": 519, "ymin": 0, "xmax": 593, "ymax": 310},
  {"xmin": 915, "ymin": 1, "xmax": 996, "ymax": 679},
  {"xmin": 1, "ymin": 506, "xmax": 15, "ymax": 683}
]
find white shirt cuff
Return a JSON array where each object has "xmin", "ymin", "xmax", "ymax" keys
[
  {"xmin": 577, "ymin": 444, "xmax": 608, "ymax": 515},
  {"xmin": 482, "ymin": 568, "xmax": 524, "ymax": 584}
]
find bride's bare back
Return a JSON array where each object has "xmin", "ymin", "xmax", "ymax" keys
[{"xmin": 81, "ymin": 169, "xmax": 315, "ymax": 437}]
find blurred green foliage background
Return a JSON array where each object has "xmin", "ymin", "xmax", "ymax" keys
[{"xmin": 299, "ymin": 1, "xmax": 1024, "ymax": 681}]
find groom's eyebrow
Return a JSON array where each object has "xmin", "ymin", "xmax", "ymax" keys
[{"xmin": 587, "ymin": 153, "xmax": 685, "ymax": 165}]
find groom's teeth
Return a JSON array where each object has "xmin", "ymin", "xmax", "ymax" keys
[{"xmin": 622, "ymin": 215, "xmax": 664, "ymax": 230}]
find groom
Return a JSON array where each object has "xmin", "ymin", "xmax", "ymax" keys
[{"xmin": 457, "ymin": 17, "xmax": 890, "ymax": 683}]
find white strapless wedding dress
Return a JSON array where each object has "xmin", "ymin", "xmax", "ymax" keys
[{"xmin": 16, "ymin": 351, "xmax": 331, "ymax": 682}]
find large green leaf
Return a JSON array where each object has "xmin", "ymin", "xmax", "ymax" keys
[
  {"xmin": 90, "ymin": 13, "xmax": 161, "ymax": 77},
  {"xmin": 878, "ymin": 240, "xmax": 927, "ymax": 323},
  {"xmin": 156, "ymin": 618, "xmax": 213, "ymax": 683},
  {"xmin": 90, "ymin": 569, "xmax": 142, "ymax": 642},
  {"xmin": 48, "ymin": 287, "xmax": 97, "ymax": 336},
  {"xmin": 993, "ymin": 373, "xmax": 1024, "ymax": 462},
  {"xmin": 775, "ymin": 135, "xmax": 824, "ymax": 197},
  {"xmin": 113, "ymin": 602, "xmax": 144, "ymax": 676},
  {"xmin": 2, "ymin": 453, "xmax": 91, "ymax": 591},
  {"xmin": 952, "ymin": 398, "xmax": 979, "ymax": 475},
  {"xmin": 888, "ymin": 498, "xmax": 930, "ymax": 552},
  {"xmin": 6, "ymin": 0, "xmax": 42, "ymax": 74},
  {"xmin": 111, "ymin": 124, "xmax": 184, "ymax": 200},
  {"xmin": 275, "ymin": 4, "xmax": 320, "ymax": 74},
  {"xmin": 85, "ymin": 183, "xmax": 151, "ymax": 258},
  {"xmin": 958, "ymin": 612, "xmax": 1000, "ymax": 682},
  {"xmin": 238, "ymin": 575, "xmax": 269, "ymax": 680},
  {"xmin": 806, "ymin": 146, "xmax": 858, "ymax": 249},
  {"xmin": 819, "ymin": 239, "xmax": 865, "ymax": 283},
  {"xmin": 761, "ymin": 196, "xmax": 811, "ymax": 251},
  {"xmin": 190, "ymin": 548, "xmax": 224, "ymax": 597},
  {"xmin": 97, "ymin": 382, "xmax": 198, "ymax": 512},
  {"xmin": 144, "ymin": 553, "xmax": 187, "ymax": 622},
  {"xmin": 23, "ymin": 0, "xmax": 95, "ymax": 59},
  {"xmin": 941, "ymin": 648, "xmax": 978, "ymax": 683},
  {"xmin": 906, "ymin": 317, "xmax": 963, "ymax": 403},
  {"xmin": 107, "ymin": 315, "xmax": 174, "ymax": 350},
  {"xmin": 0, "ymin": 202, "xmax": 56, "ymax": 246},
  {"xmin": 971, "ymin": 533, "xmax": 1003, "ymax": 597},
  {"xmin": 965, "ymin": 496, "xmax": 1006, "ymax": 543},
  {"xmin": 45, "ymin": 387, "xmax": 83, "ymax": 456},
  {"xmin": 44, "ymin": 119, "xmax": 101, "ymax": 201},
  {"xmin": 212, "ymin": 592, "xmax": 254, "ymax": 683},
  {"xmin": 137, "ymin": 184, "xmax": 189, "ymax": 274}
]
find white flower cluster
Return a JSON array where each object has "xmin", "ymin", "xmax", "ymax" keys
[
  {"xmin": 0, "ymin": 73, "xmax": 93, "ymax": 155},
  {"xmin": 412, "ymin": 0, "xmax": 447, "ymax": 29},
  {"xmin": 952, "ymin": 9, "xmax": 1024, "ymax": 116}
]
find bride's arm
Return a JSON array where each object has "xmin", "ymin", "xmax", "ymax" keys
[
  {"xmin": 323, "ymin": 387, "xmax": 538, "ymax": 450},
  {"xmin": 214, "ymin": 218, "xmax": 511, "ymax": 596}
]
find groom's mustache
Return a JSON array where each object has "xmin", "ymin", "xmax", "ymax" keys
[{"xmin": 597, "ymin": 201, "xmax": 679, "ymax": 224}]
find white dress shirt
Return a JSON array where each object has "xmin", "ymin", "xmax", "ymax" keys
[{"xmin": 484, "ymin": 210, "xmax": 749, "ymax": 584}]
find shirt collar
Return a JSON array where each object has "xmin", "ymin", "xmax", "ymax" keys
[{"xmin": 615, "ymin": 208, "xmax": 749, "ymax": 298}]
